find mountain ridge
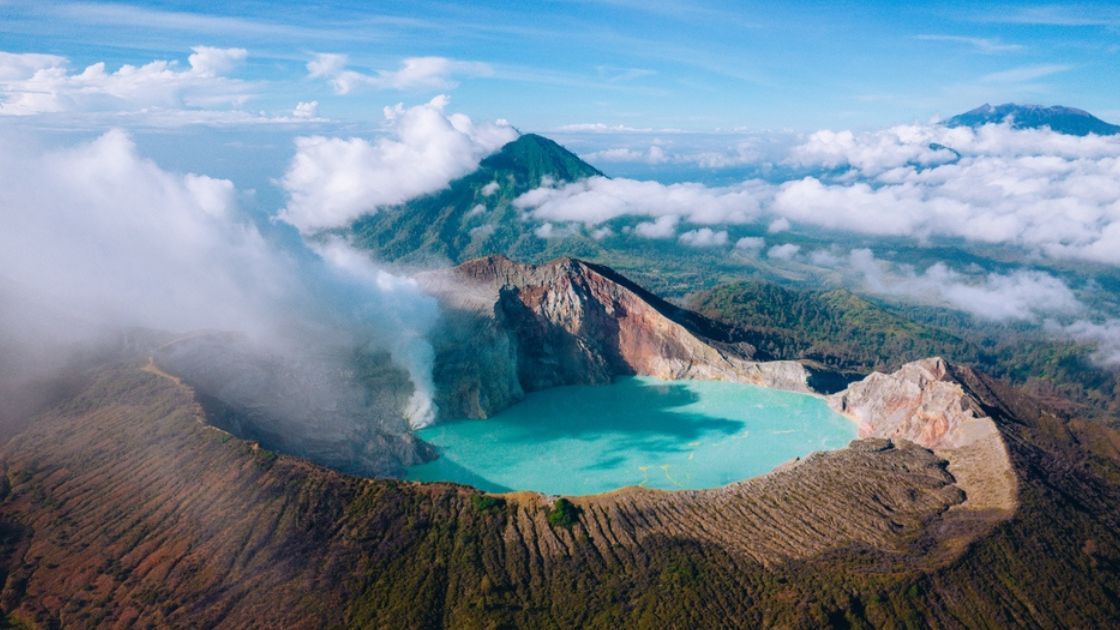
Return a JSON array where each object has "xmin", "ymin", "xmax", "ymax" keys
[
  {"xmin": 946, "ymin": 102, "xmax": 1120, "ymax": 136},
  {"xmin": 347, "ymin": 134, "xmax": 603, "ymax": 264},
  {"xmin": 1, "ymin": 345, "xmax": 1116, "ymax": 626}
]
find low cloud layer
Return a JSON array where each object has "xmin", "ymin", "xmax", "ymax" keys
[
  {"xmin": 846, "ymin": 248, "xmax": 1081, "ymax": 322},
  {"xmin": 678, "ymin": 227, "xmax": 728, "ymax": 247},
  {"xmin": 1061, "ymin": 319, "xmax": 1120, "ymax": 367},
  {"xmin": 280, "ymin": 95, "xmax": 516, "ymax": 233},
  {"xmin": 514, "ymin": 176, "xmax": 763, "ymax": 230},
  {"xmin": 519, "ymin": 122, "xmax": 1120, "ymax": 265},
  {"xmin": 0, "ymin": 127, "xmax": 442, "ymax": 428},
  {"xmin": 776, "ymin": 124, "xmax": 1120, "ymax": 263}
]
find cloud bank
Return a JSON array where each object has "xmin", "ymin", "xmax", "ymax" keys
[
  {"xmin": 280, "ymin": 95, "xmax": 516, "ymax": 233},
  {"xmin": 518, "ymin": 122, "xmax": 1120, "ymax": 265},
  {"xmin": 0, "ymin": 47, "xmax": 252, "ymax": 117},
  {"xmin": 0, "ymin": 127, "xmax": 442, "ymax": 428},
  {"xmin": 514, "ymin": 176, "xmax": 763, "ymax": 232},
  {"xmin": 845, "ymin": 248, "xmax": 1082, "ymax": 322}
]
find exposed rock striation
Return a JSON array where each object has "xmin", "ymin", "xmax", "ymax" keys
[
  {"xmin": 1, "ymin": 352, "xmax": 1117, "ymax": 627},
  {"xmin": 425, "ymin": 255, "xmax": 816, "ymax": 418},
  {"xmin": 829, "ymin": 357, "xmax": 1018, "ymax": 516}
]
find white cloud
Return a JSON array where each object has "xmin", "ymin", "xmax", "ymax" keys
[
  {"xmin": 0, "ymin": 47, "xmax": 253, "ymax": 117},
  {"xmin": 688, "ymin": 140, "xmax": 764, "ymax": 168},
  {"xmin": 280, "ymin": 95, "xmax": 516, "ymax": 233},
  {"xmin": 633, "ymin": 215, "xmax": 679, "ymax": 239},
  {"xmin": 591, "ymin": 226, "xmax": 614, "ymax": 240},
  {"xmin": 788, "ymin": 125, "xmax": 961, "ymax": 175},
  {"xmin": 469, "ymin": 223, "xmax": 496, "ymax": 239},
  {"xmin": 187, "ymin": 46, "xmax": 248, "ymax": 77},
  {"xmin": 517, "ymin": 122, "xmax": 1120, "ymax": 267},
  {"xmin": 0, "ymin": 128, "xmax": 442, "ymax": 429},
  {"xmin": 734, "ymin": 236, "xmax": 765, "ymax": 250},
  {"xmin": 807, "ymin": 247, "xmax": 844, "ymax": 266},
  {"xmin": 293, "ymin": 100, "xmax": 319, "ymax": 118},
  {"xmin": 0, "ymin": 128, "xmax": 275, "ymax": 334},
  {"xmin": 480, "ymin": 181, "xmax": 500, "ymax": 196},
  {"xmin": 767, "ymin": 243, "xmax": 801, "ymax": 260},
  {"xmin": 678, "ymin": 228, "xmax": 728, "ymax": 247},
  {"xmin": 585, "ymin": 144, "xmax": 669, "ymax": 164},
  {"xmin": 1059, "ymin": 319, "xmax": 1120, "ymax": 366},
  {"xmin": 847, "ymin": 248, "xmax": 1081, "ymax": 322},
  {"xmin": 306, "ymin": 53, "xmax": 348, "ymax": 81},
  {"xmin": 514, "ymin": 176, "xmax": 762, "ymax": 228},
  {"xmin": 554, "ymin": 122, "xmax": 664, "ymax": 133},
  {"xmin": 767, "ymin": 217, "xmax": 791, "ymax": 233},
  {"xmin": 534, "ymin": 221, "xmax": 579, "ymax": 239},
  {"xmin": 776, "ymin": 124, "xmax": 1120, "ymax": 263},
  {"xmin": 0, "ymin": 52, "xmax": 66, "ymax": 80},
  {"xmin": 914, "ymin": 34, "xmax": 1024, "ymax": 54},
  {"xmin": 307, "ymin": 54, "xmax": 492, "ymax": 94}
]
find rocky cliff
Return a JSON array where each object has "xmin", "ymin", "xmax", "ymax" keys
[
  {"xmin": 828, "ymin": 357, "xmax": 1018, "ymax": 518},
  {"xmin": 425, "ymin": 255, "xmax": 816, "ymax": 419},
  {"xmin": 1, "ymin": 353, "xmax": 1117, "ymax": 627}
]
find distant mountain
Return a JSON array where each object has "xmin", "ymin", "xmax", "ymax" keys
[
  {"xmin": 946, "ymin": 103, "xmax": 1120, "ymax": 136},
  {"xmin": 347, "ymin": 133, "xmax": 605, "ymax": 264}
]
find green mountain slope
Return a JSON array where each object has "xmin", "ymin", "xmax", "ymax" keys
[
  {"xmin": 691, "ymin": 280, "xmax": 1120, "ymax": 418},
  {"xmin": 689, "ymin": 280, "xmax": 980, "ymax": 372},
  {"xmin": 348, "ymin": 134, "xmax": 604, "ymax": 264}
]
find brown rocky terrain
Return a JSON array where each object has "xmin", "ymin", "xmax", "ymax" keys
[
  {"xmin": 0, "ymin": 258, "xmax": 1118, "ymax": 627},
  {"xmin": 830, "ymin": 358, "xmax": 1018, "ymax": 528},
  {"xmin": 1, "ymin": 351, "xmax": 1118, "ymax": 626},
  {"xmin": 426, "ymin": 255, "xmax": 821, "ymax": 419}
]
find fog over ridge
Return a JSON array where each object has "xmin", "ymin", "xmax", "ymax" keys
[{"xmin": 0, "ymin": 123, "xmax": 446, "ymax": 431}]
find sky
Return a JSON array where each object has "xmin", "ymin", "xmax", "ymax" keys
[
  {"xmin": 0, "ymin": 0, "xmax": 1118, "ymax": 132},
  {"xmin": 2, "ymin": 0, "xmax": 1120, "ymax": 376}
]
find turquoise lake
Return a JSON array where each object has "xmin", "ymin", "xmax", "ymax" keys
[{"xmin": 405, "ymin": 376, "xmax": 857, "ymax": 496}]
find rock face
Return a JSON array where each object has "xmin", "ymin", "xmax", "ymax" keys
[
  {"xmin": 829, "ymin": 357, "xmax": 979, "ymax": 448},
  {"xmin": 424, "ymin": 255, "xmax": 815, "ymax": 418},
  {"xmin": 829, "ymin": 357, "xmax": 1018, "ymax": 515},
  {"xmin": 152, "ymin": 333, "xmax": 431, "ymax": 476},
  {"xmin": 3, "ymin": 353, "xmax": 1119, "ymax": 627}
]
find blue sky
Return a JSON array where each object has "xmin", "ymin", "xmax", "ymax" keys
[
  {"xmin": 1, "ymin": 0, "xmax": 1118, "ymax": 132},
  {"xmin": 3, "ymin": 1, "xmax": 1120, "ymax": 366}
]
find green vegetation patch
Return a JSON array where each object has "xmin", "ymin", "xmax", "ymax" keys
[
  {"xmin": 470, "ymin": 494, "xmax": 505, "ymax": 513},
  {"xmin": 546, "ymin": 498, "xmax": 581, "ymax": 528}
]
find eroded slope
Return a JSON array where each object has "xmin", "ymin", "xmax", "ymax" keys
[
  {"xmin": 2, "ymin": 354, "xmax": 1117, "ymax": 627},
  {"xmin": 426, "ymin": 255, "xmax": 819, "ymax": 419}
]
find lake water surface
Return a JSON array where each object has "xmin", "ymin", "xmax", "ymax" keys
[{"xmin": 405, "ymin": 376, "xmax": 856, "ymax": 495}]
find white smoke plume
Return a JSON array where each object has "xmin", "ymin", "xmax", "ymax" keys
[
  {"xmin": 0, "ymin": 124, "xmax": 442, "ymax": 435},
  {"xmin": 313, "ymin": 240, "xmax": 440, "ymax": 428}
]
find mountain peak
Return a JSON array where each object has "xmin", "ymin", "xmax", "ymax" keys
[
  {"xmin": 480, "ymin": 133, "xmax": 603, "ymax": 184},
  {"xmin": 946, "ymin": 103, "xmax": 1120, "ymax": 136},
  {"xmin": 348, "ymin": 133, "xmax": 605, "ymax": 264}
]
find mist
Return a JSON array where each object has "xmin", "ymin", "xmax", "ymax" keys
[{"xmin": 0, "ymin": 124, "xmax": 443, "ymax": 466}]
